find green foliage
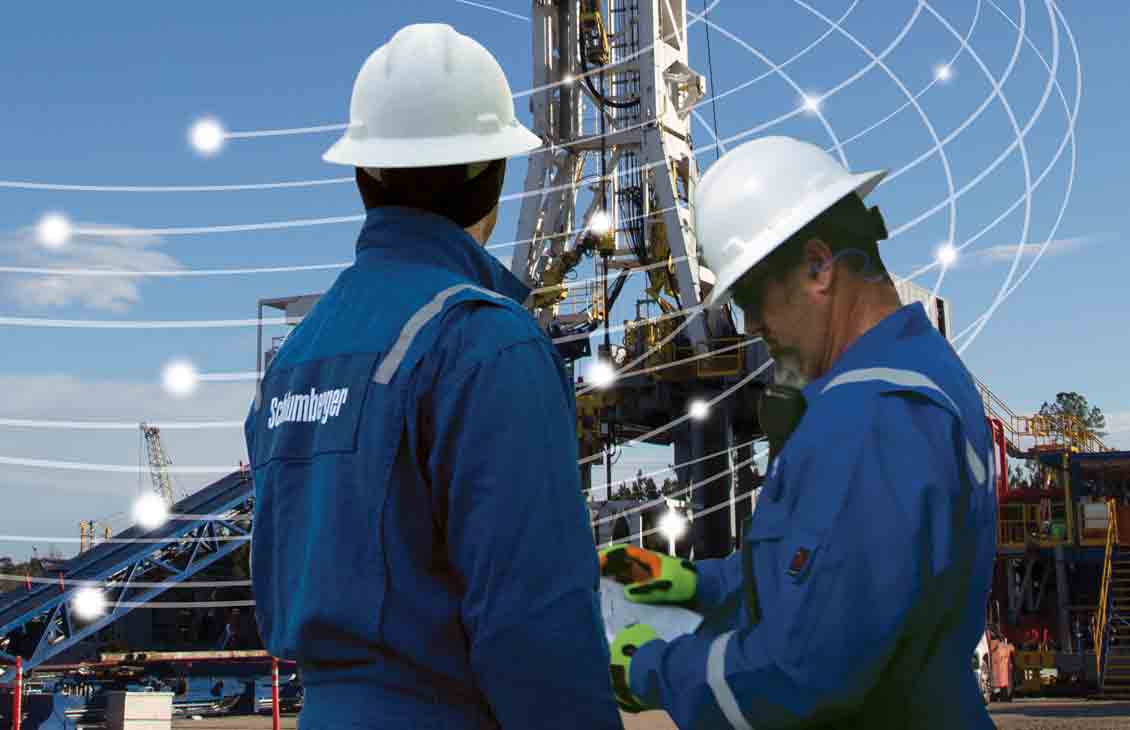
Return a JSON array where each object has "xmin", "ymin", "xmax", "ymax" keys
[
  {"xmin": 1037, "ymin": 391, "xmax": 1107, "ymax": 436},
  {"xmin": 611, "ymin": 469, "xmax": 674, "ymax": 502}
]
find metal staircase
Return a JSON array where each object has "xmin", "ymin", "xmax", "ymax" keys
[{"xmin": 1096, "ymin": 500, "xmax": 1130, "ymax": 698}]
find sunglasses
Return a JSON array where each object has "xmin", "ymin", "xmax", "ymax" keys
[{"xmin": 729, "ymin": 265, "xmax": 774, "ymax": 327}]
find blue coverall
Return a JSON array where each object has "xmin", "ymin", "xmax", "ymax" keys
[
  {"xmin": 630, "ymin": 303, "xmax": 998, "ymax": 729},
  {"xmin": 245, "ymin": 207, "xmax": 622, "ymax": 729}
]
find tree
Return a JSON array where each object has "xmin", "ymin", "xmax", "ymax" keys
[
  {"xmin": 611, "ymin": 483, "xmax": 635, "ymax": 501},
  {"xmin": 1038, "ymin": 392, "xmax": 1106, "ymax": 436},
  {"xmin": 611, "ymin": 470, "xmax": 664, "ymax": 502}
]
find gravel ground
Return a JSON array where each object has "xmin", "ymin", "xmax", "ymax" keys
[
  {"xmin": 170, "ymin": 701, "xmax": 1130, "ymax": 729},
  {"xmin": 988, "ymin": 699, "xmax": 1130, "ymax": 730}
]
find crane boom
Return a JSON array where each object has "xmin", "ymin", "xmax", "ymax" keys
[{"xmin": 140, "ymin": 422, "xmax": 175, "ymax": 505}]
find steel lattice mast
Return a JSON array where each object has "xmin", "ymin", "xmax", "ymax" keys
[
  {"xmin": 517, "ymin": 0, "xmax": 764, "ymax": 560},
  {"xmin": 140, "ymin": 423, "xmax": 176, "ymax": 505}
]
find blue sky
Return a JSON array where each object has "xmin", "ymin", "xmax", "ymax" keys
[{"xmin": 0, "ymin": 1, "xmax": 1126, "ymax": 559}]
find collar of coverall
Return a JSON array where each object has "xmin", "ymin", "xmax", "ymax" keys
[
  {"xmin": 355, "ymin": 206, "xmax": 532, "ymax": 306},
  {"xmin": 798, "ymin": 300, "xmax": 930, "ymax": 402}
]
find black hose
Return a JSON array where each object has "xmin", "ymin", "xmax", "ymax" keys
[{"xmin": 579, "ymin": 40, "xmax": 640, "ymax": 109}]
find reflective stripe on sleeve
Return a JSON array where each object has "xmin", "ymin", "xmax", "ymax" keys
[
  {"xmin": 373, "ymin": 283, "xmax": 507, "ymax": 385},
  {"xmin": 965, "ymin": 439, "xmax": 987, "ymax": 486},
  {"xmin": 707, "ymin": 631, "xmax": 754, "ymax": 730}
]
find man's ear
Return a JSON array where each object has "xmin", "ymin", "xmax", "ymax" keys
[{"xmin": 803, "ymin": 238, "xmax": 835, "ymax": 290}]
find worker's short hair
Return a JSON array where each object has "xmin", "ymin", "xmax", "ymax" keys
[
  {"xmin": 356, "ymin": 159, "xmax": 506, "ymax": 228},
  {"xmin": 755, "ymin": 192, "xmax": 891, "ymax": 284}
]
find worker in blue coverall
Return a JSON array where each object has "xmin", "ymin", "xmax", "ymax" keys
[
  {"xmin": 600, "ymin": 136, "xmax": 998, "ymax": 729},
  {"xmin": 244, "ymin": 25, "xmax": 622, "ymax": 729}
]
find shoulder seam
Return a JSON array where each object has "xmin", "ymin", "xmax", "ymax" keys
[{"xmin": 441, "ymin": 335, "xmax": 555, "ymax": 388}]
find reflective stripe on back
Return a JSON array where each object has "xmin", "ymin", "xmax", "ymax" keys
[
  {"xmin": 822, "ymin": 367, "xmax": 988, "ymax": 489},
  {"xmin": 708, "ymin": 631, "xmax": 755, "ymax": 730},
  {"xmin": 820, "ymin": 367, "xmax": 959, "ymax": 413},
  {"xmin": 372, "ymin": 283, "xmax": 508, "ymax": 385}
]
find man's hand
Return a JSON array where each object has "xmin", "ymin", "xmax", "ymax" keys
[
  {"xmin": 609, "ymin": 623, "xmax": 660, "ymax": 713},
  {"xmin": 599, "ymin": 545, "xmax": 697, "ymax": 605}
]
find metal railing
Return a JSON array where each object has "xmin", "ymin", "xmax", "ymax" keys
[
  {"xmin": 975, "ymin": 378, "xmax": 1110, "ymax": 454},
  {"xmin": 997, "ymin": 502, "xmax": 1070, "ymax": 549},
  {"xmin": 1094, "ymin": 498, "xmax": 1119, "ymax": 689}
]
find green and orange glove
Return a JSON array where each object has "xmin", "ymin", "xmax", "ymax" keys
[
  {"xmin": 599, "ymin": 545, "xmax": 698, "ymax": 606},
  {"xmin": 609, "ymin": 622, "xmax": 660, "ymax": 713}
]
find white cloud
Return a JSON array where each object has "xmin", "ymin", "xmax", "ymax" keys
[
  {"xmin": 0, "ymin": 225, "xmax": 183, "ymax": 312},
  {"xmin": 0, "ymin": 373, "xmax": 254, "ymax": 557},
  {"xmin": 975, "ymin": 233, "xmax": 1114, "ymax": 264}
]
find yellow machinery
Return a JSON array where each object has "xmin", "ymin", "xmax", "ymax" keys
[
  {"xmin": 577, "ymin": 390, "xmax": 618, "ymax": 460},
  {"xmin": 623, "ymin": 310, "xmax": 745, "ymax": 381},
  {"xmin": 533, "ymin": 249, "xmax": 586, "ymax": 310},
  {"xmin": 579, "ymin": 0, "xmax": 611, "ymax": 66},
  {"xmin": 79, "ymin": 521, "xmax": 113, "ymax": 553}
]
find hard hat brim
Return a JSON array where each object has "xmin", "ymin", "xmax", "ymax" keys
[
  {"xmin": 702, "ymin": 169, "xmax": 887, "ymax": 310},
  {"xmin": 322, "ymin": 124, "xmax": 543, "ymax": 169}
]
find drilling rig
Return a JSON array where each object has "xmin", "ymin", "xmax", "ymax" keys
[
  {"xmin": 513, "ymin": 0, "xmax": 772, "ymax": 559},
  {"xmin": 253, "ymin": 2, "xmax": 775, "ymax": 559}
]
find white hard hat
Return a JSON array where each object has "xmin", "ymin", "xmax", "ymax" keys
[
  {"xmin": 323, "ymin": 24, "xmax": 542, "ymax": 169},
  {"xmin": 696, "ymin": 136, "xmax": 887, "ymax": 309}
]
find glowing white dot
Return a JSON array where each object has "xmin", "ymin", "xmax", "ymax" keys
[
  {"xmin": 37, "ymin": 213, "xmax": 73, "ymax": 249},
  {"xmin": 133, "ymin": 492, "xmax": 169, "ymax": 530},
  {"xmin": 802, "ymin": 95, "xmax": 822, "ymax": 113},
  {"xmin": 588, "ymin": 359, "xmax": 617, "ymax": 389},
  {"xmin": 688, "ymin": 400, "xmax": 710, "ymax": 420},
  {"xmin": 589, "ymin": 210, "xmax": 612, "ymax": 235},
  {"xmin": 72, "ymin": 587, "xmax": 106, "ymax": 621},
  {"xmin": 190, "ymin": 117, "xmax": 226, "ymax": 156},
  {"xmin": 162, "ymin": 360, "xmax": 200, "ymax": 398},
  {"xmin": 563, "ymin": 74, "xmax": 575, "ymax": 85},
  {"xmin": 935, "ymin": 65, "xmax": 953, "ymax": 82},
  {"xmin": 658, "ymin": 510, "xmax": 687, "ymax": 542},
  {"xmin": 937, "ymin": 244, "xmax": 958, "ymax": 267}
]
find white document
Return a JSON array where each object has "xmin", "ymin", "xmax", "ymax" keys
[{"xmin": 600, "ymin": 578, "xmax": 703, "ymax": 644}]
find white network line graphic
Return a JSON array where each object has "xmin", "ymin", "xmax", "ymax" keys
[
  {"xmin": 591, "ymin": 443, "xmax": 770, "ymax": 524},
  {"xmin": 0, "ymin": 418, "xmax": 243, "ymax": 430},
  {"xmin": 0, "ymin": 3, "xmax": 973, "ymax": 330},
  {"xmin": 597, "ymin": 481, "xmax": 762, "ymax": 550},
  {"xmin": 584, "ymin": 435, "xmax": 765, "ymax": 498},
  {"xmin": 579, "ymin": 360, "xmax": 772, "ymax": 467},
  {"xmin": 890, "ymin": 0, "xmax": 1078, "ymax": 349},
  {"xmin": 952, "ymin": 1, "xmax": 1079, "ymax": 346},
  {"xmin": 0, "ymin": 3, "xmax": 1083, "ymax": 512},
  {"xmin": 21, "ymin": 4, "xmax": 996, "ymax": 275},
  {"xmin": 793, "ymin": 0, "xmax": 958, "ymax": 297},
  {"xmin": 453, "ymin": 0, "xmax": 530, "ymax": 22},
  {"xmin": 0, "ymin": 0, "xmax": 921, "ymax": 241},
  {"xmin": 5, "ymin": 433, "xmax": 765, "ymax": 546},
  {"xmin": 4, "ymin": 0, "xmax": 1075, "ymax": 338},
  {"xmin": 0, "ymin": 333, "xmax": 756, "ymax": 435},
  {"xmin": 0, "ymin": 1, "xmax": 1083, "ymax": 618},
  {"xmin": 0, "ymin": 573, "xmax": 250, "ymax": 589},
  {"xmin": 0, "ymin": 262, "xmax": 351, "ymax": 278},
  {"xmin": 0, "ymin": 0, "xmax": 970, "ymax": 281},
  {"xmin": 0, "ymin": 177, "xmax": 353, "ymax": 193},
  {"xmin": 0, "ymin": 0, "xmax": 853, "ymax": 200}
]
